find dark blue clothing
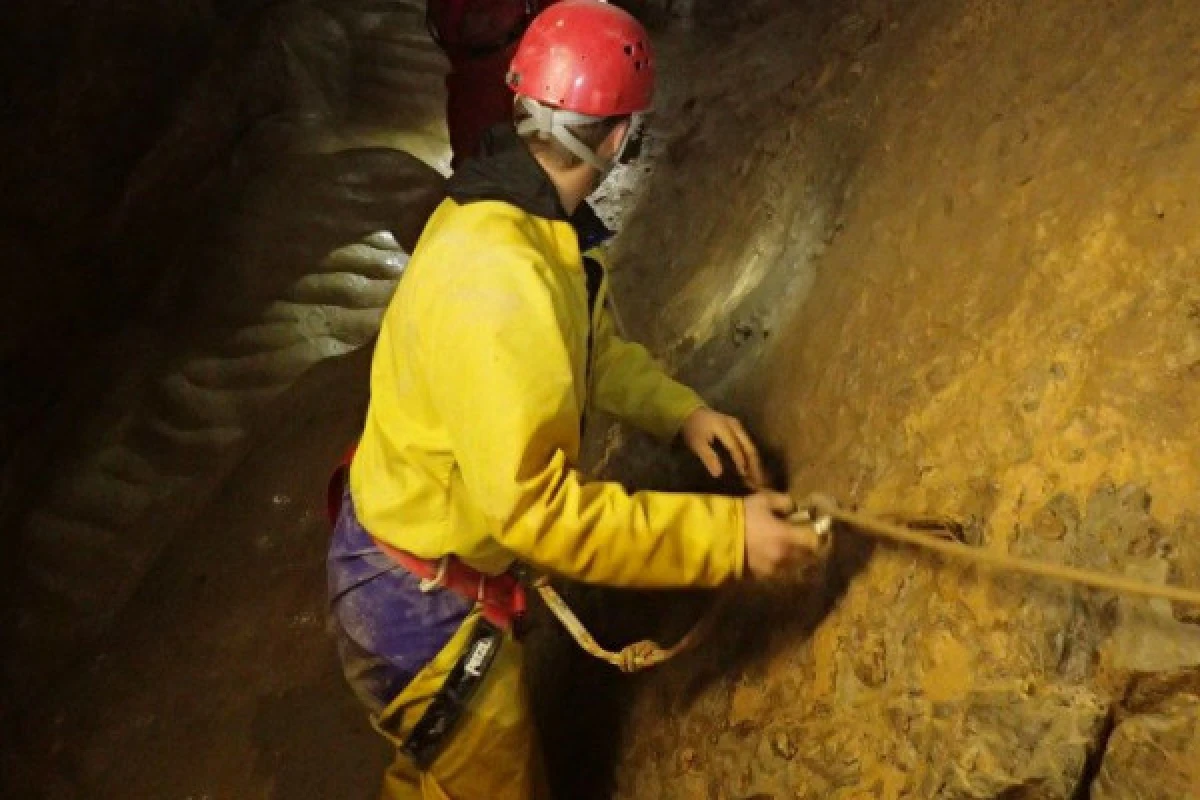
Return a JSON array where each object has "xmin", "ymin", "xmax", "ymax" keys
[{"xmin": 327, "ymin": 487, "xmax": 471, "ymax": 710}]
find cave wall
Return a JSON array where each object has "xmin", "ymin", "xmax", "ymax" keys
[
  {"xmin": 0, "ymin": 0, "xmax": 449, "ymax": 708},
  {"xmin": 3, "ymin": 0, "xmax": 1200, "ymax": 796},
  {"xmin": 593, "ymin": 0, "xmax": 1200, "ymax": 797}
]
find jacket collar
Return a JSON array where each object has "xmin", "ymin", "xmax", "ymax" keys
[{"xmin": 446, "ymin": 125, "xmax": 614, "ymax": 251}]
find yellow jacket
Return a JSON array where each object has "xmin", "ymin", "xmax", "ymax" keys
[{"xmin": 349, "ymin": 194, "xmax": 744, "ymax": 588}]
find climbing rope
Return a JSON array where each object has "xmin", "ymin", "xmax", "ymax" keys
[
  {"xmin": 806, "ymin": 495, "xmax": 1200, "ymax": 607},
  {"xmin": 543, "ymin": 494, "xmax": 1200, "ymax": 673}
]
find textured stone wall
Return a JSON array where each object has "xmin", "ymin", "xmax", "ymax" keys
[
  {"xmin": 556, "ymin": 0, "xmax": 1200, "ymax": 797},
  {"xmin": 3, "ymin": 0, "xmax": 1200, "ymax": 796},
  {"xmin": 0, "ymin": 0, "xmax": 448, "ymax": 708}
]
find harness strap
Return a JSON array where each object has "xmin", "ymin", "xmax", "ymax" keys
[
  {"xmin": 377, "ymin": 543, "xmax": 528, "ymax": 632},
  {"xmin": 327, "ymin": 444, "xmax": 527, "ymax": 632},
  {"xmin": 325, "ymin": 443, "xmax": 697, "ymax": 671},
  {"xmin": 533, "ymin": 578, "xmax": 719, "ymax": 673}
]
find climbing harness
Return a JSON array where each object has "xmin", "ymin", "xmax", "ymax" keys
[
  {"xmin": 327, "ymin": 445, "xmax": 529, "ymax": 633},
  {"xmin": 379, "ymin": 546, "xmax": 530, "ymax": 633}
]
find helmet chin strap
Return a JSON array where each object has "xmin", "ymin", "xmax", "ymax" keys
[
  {"xmin": 515, "ymin": 96, "xmax": 614, "ymax": 174},
  {"xmin": 615, "ymin": 111, "xmax": 648, "ymax": 165}
]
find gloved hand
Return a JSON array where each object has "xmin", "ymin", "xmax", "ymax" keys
[
  {"xmin": 680, "ymin": 407, "xmax": 767, "ymax": 489},
  {"xmin": 743, "ymin": 491, "xmax": 826, "ymax": 578}
]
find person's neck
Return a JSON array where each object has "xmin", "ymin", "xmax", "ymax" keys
[{"xmin": 533, "ymin": 152, "xmax": 597, "ymax": 216}]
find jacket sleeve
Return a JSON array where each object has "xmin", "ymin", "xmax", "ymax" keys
[
  {"xmin": 589, "ymin": 292, "xmax": 707, "ymax": 442},
  {"xmin": 424, "ymin": 264, "xmax": 744, "ymax": 589}
]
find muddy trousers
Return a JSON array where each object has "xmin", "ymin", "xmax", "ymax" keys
[
  {"xmin": 328, "ymin": 488, "xmax": 545, "ymax": 799},
  {"xmin": 368, "ymin": 609, "xmax": 545, "ymax": 800}
]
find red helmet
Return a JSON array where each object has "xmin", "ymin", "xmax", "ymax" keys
[{"xmin": 506, "ymin": 0, "xmax": 655, "ymax": 118}]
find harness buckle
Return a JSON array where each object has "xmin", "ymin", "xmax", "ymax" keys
[{"xmin": 418, "ymin": 557, "xmax": 450, "ymax": 593}]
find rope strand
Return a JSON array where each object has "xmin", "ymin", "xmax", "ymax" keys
[
  {"xmin": 537, "ymin": 495, "xmax": 1200, "ymax": 674},
  {"xmin": 806, "ymin": 496, "xmax": 1200, "ymax": 607}
]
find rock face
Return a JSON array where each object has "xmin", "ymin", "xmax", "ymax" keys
[
  {"xmin": 0, "ymin": 0, "xmax": 447, "ymax": 707},
  {"xmin": 563, "ymin": 0, "xmax": 1200, "ymax": 798},
  {"xmin": 4, "ymin": 0, "xmax": 1200, "ymax": 797},
  {"xmin": 1095, "ymin": 688, "xmax": 1200, "ymax": 800}
]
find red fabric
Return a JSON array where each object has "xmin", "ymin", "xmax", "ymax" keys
[
  {"xmin": 507, "ymin": 0, "xmax": 655, "ymax": 117},
  {"xmin": 428, "ymin": 0, "xmax": 533, "ymax": 55},
  {"xmin": 375, "ymin": 543, "xmax": 528, "ymax": 631},
  {"xmin": 446, "ymin": 44, "xmax": 521, "ymax": 168},
  {"xmin": 436, "ymin": 1, "xmax": 561, "ymax": 167},
  {"xmin": 326, "ymin": 443, "xmax": 358, "ymax": 526}
]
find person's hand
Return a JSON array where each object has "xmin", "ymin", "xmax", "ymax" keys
[
  {"xmin": 743, "ymin": 491, "xmax": 824, "ymax": 578},
  {"xmin": 680, "ymin": 407, "xmax": 766, "ymax": 489}
]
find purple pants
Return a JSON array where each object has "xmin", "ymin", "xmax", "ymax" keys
[{"xmin": 327, "ymin": 487, "xmax": 471, "ymax": 711}]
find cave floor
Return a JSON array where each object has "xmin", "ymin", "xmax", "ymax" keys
[{"xmin": 10, "ymin": 402, "xmax": 388, "ymax": 799}]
